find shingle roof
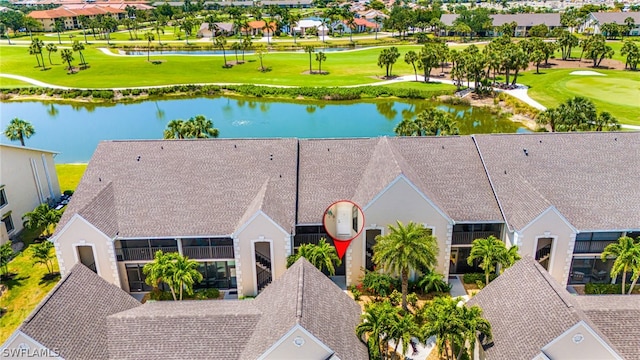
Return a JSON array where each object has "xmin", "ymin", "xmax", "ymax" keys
[
  {"xmin": 242, "ymin": 258, "xmax": 368, "ymax": 359},
  {"xmin": 473, "ymin": 132, "xmax": 640, "ymax": 231},
  {"xmin": 56, "ymin": 139, "xmax": 298, "ymax": 238},
  {"xmin": 591, "ymin": 11, "xmax": 640, "ymax": 25},
  {"xmin": 106, "ymin": 301, "xmax": 262, "ymax": 360},
  {"xmin": 574, "ymin": 296, "xmax": 640, "ymax": 360},
  {"xmin": 440, "ymin": 13, "xmax": 561, "ymax": 27},
  {"xmin": 28, "ymin": 5, "xmax": 124, "ymax": 19},
  {"xmin": 467, "ymin": 257, "xmax": 624, "ymax": 360},
  {"xmin": 19, "ymin": 264, "xmax": 141, "ymax": 360},
  {"xmin": 297, "ymin": 137, "xmax": 502, "ymax": 224}
]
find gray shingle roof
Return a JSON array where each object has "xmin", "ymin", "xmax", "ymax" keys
[
  {"xmin": 297, "ymin": 137, "xmax": 502, "ymax": 224},
  {"xmin": 574, "ymin": 296, "xmax": 640, "ymax": 360},
  {"xmin": 467, "ymin": 257, "xmax": 625, "ymax": 360},
  {"xmin": 440, "ymin": 13, "xmax": 561, "ymax": 27},
  {"xmin": 19, "ymin": 264, "xmax": 141, "ymax": 360},
  {"xmin": 56, "ymin": 139, "xmax": 298, "ymax": 238},
  {"xmin": 106, "ymin": 301, "xmax": 262, "ymax": 360},
  {"xmin": 474, "ymin": 132, "xmax": 640, "ymax": 231},
  {"xmin": 591, "ymin": 11, "xmax": 640, "ymax": 25},
  {"xmin": 243, "ymin": 258, "xmax": 368, "ymax": 360}
]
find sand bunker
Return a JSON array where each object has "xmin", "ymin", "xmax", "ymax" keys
[{"xmin": 569, "ymin": 70, "xmax": 606, "ymax": 76}]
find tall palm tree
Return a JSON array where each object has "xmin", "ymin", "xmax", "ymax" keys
[
  {"xmin": 163, "ymin": 119, "xmax": 185, "ymax": 139},
  {"xmin": 373, "ymin": 221, "xmax": 439, "ymax": 311},
  {"xmin": 288, "ymin": 12, "xmax": 301, "ymax": 44},
  {"xmin": 4, "ymin": 118, "xmax": 36, "ymax": 146},
  {"xmin": 171, "ymin": 255, "xmax": 203, "ymax": 300},
  {"xmin": 31, "ymin": 241, "xmax": 56, "ymax": 275},
  {"xmin": 189, "ymin": 115, "xmax": 219, "ymax": 138},
  {"xmin": 214, "ymin": 36, "xmax": 228, "ymax": 67},
  {"xmin": 601, "ymin": 236, "xmax": 640, "ymax": 294},
  {"xmin": 143, "ymin": 250, "xmax": 180, "ymax": 300},
  {"xmin": 29, "ymin": 39, "xmax": 45, "ymax": 69},
  {"xmin": 315, "ymin": 51, "xmax": 326, "ymax": 73},
  {"xmin": 394, "ymin": 119, "xmax": 419, "ymax": 136},
  {"xmin": 46, "ymin": 43, "xmax": 57, "ymax": 65},
  {"xmin": 144, "ymin": 31, "xmax": 155, "ymax": 62},
  {"xmin": 60, "ymin": 48, "xmax": 74, "ymax": 71},
  {"xmin": 77, "ymin": 15, "xmax": 89, "ymax": 43},
  {"xmin": 286, "ymin": 238, "xmax": 341, "ymax": 276},
  {"xmin": 304, "ymin": 45, "xmax": 315, "ymax": 73},
  {"xmin": 154, "ymin": 15, "xmax": 167, "ymax": 46},
  {"xmin": 72, "ymin": 40, "xmax": 86, "ymax": 65},
  {"xmin": 389, "ymin": 312, "xmax": 419, "ymax": 358},
  {"xmin": 456, "ymin": 304, "xmax": 492, "ymax": 360},
  {"xmin": 241, "ymin": 36, "xmax": 252, "ymax": 62},
  {"xmin": 467, "ymin": 235, "xmax": 505, "ymax": 285},
  {"xmin": 22, "ymin": 203, "xmax": 61, "ymax": 237},
  {"xmin": 54, "ymin": 19, "xmax": 64, "ymax": 44},
  {"xmin": 499, "ymin": 245, "xmax": 521, "ymax": 273},
  {"xmin": 420, "ymin": 296, "xmax": 461, "ymax": 360}
]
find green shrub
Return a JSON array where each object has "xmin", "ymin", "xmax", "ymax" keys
[
  {"xmin": 362, "ymin": 270, "xmax": 396, "ymax": 297},
  {"xmin": 584, "ymin": 283, "xmax": 630, "ymax": 294},
  {"xmin": 407, "ymin": 292, "xmax": 419, "ymax": 307},
  {"xmin": 389, "ymin": 289, "xmax": 402, "ymax": 306},
  {"xmin": 351, "ymin": 288, "xmax": 362, "ymax": 301},
  {"xmin": 463, "ymin": 273, "xmax": 498, "ymax": 285}
]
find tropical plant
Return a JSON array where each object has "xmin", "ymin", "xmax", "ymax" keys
[
  {"xmin": 373, "ymin": 221, "xmax": 439, "ymax": 311},
  {"xmin": 143, "ymin": 250, "xmax": 179, "ymax": 299},
  {"xmin": 377, "ymin": 46, "xmax": 400, "ymax": 78},
  {"xmin": 72, "ymin": 40, "xmax": 86, "ymax": 65},
  {"xmin": 417, "ymin": 269, "xmax": 451, "ymax": 293},
  {"xmin": 163, "ymin": 115, "xmax": 219, "ymax": 139},
  {"xmin": 499, "ymin": 244, "xmax": 521, "ymax": 272},
  {"xmin": 404, "ymin": 50, "xmax": 419, "ymax": 81},
  {"xmin": 29, "ymin": 38, "xmax": 45, "ymax": 70},
  {"xmin": 467, "ymin": 235, "xmax": 505, "ymax": 286},
  {"xmin": 60, "ymin": 48, "xmax": 74, "ymax": 71},
  {"xmin": 4, "ymin": 118, "xmax": 35, "ymax": 147},
  {"xmin": 0, "ymin": 243, "xmax": 13, "ymax": 278},
  {"xmin": 601, "ymin": 236, "xmax": 640, "ymax": 295},
  {"xmin": 395, "ymin": 108, "xmax": 459, "ymax": 136},
  {"xmin": 54, "ymin": 19, "xmax": 64, "ymax": 44},
  {"xmin": 231, "ymin": 41, "xmax": 241, "ymax": 64},
  {"xmin": 214, "ymin": 36, "xmax": 228, "ymax": 67},
  {"xmin": 389, "ymin": 312, "xmax": 420, "ymax": 358},
  {"xmin": 22, "ymin": 203, "xmax": 62, "ymax": 237},
  {"xmin": 620, "ymin": 40, "xmax": 640, "ymax": 70},
  {"xmin": 315, "ymin": 51, "xmax": 326, "ymax": 74},
  {"xmin": 417, "ymin": 43, "xmax": 440, "ymax": 83},
  {"xmin": 419, "ymin": 296, "xmax": 461, "ymax": 360},
  {"xmin": 171, "ymin": 254, "xmax": 203, "ymax": 300},
  {"xmin": 304, "ymin": 45, "xmax": 314, "ymax": 73},
  {"xmin": 256, "ymin": 45, "xmax": 268, "ymax": 72},
  {"xmin": 46, "ymin": 43, "xmax": 57, "ymax": 65},
  {"xmin": 144, "ymin": 31, "xmax": 155, "ymax": 62},
  {"xmin": 356, "ymin": 300, "xmax": 396, "ymax": 359},
  {"xmin": 31, "ymin": 241, "xmax": 56, "ymax": 275},
  {"xmin": 536, "ymin": 97, "xmax": 620, "ymax": 132},
  {"xmin": 286, "ymin": 238, "xmax": 341, "ymax": 276}
]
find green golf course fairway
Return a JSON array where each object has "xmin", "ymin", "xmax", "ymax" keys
[{"xmin": 518, "ymin": 69, "xmax": 640, "ymax": 126}]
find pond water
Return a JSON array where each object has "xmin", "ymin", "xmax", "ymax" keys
[{"xmin": 0, "ymin": 97, "xmax": 527, "ymax": 163}]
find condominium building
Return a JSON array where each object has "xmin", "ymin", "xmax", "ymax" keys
[{"xmin": 51, "ymin": 133, "xmax": 640, "ymax": 297}]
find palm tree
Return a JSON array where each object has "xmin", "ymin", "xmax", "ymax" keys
[
  {"xmin": 356, "ymin": 301, "xmax": 396, "ymax": 359},
  {"xmin": 241, "ymin": 36, "xmax": 252, "ymax": 62},
  {"xmin": 4, "ymin": 118, "xmax": 36, "ymax": 146},
  {"xmin": 189, "ymin": 115, "xmax": 219, "ymax": 138},
  {"xmin": 499, "ymin": 245, "xmax": 521, "ymax": 272},
  {"xmin": 304, "ymin": 45, "xmax": 314, "ymax": 73},
  {"xmin": 29, "ymin": 39, "xmax": 45, "ymax": 70},
  {"xmin": 601, "ymin": 236, "xmax": 640, "ymax": 294},
  {"xmin": 143, "ymin": 250, "xmax": 180, "ymax": 300},
  {"xmin": 60, "ymin": 48, "xmax": 74, "ymax": 72},
  {"xmin": 163, "ymin": 119, "xmax": 186, "ymax": 139},
  {"xmin": 394, "ymin": 119, "xmax": 419, "ymax": 136},
  {"xmin": 54, "ymin": 19, "xmax": 64, "ymax": 44},
  {"xmin": 154, "ymin": 15, "xmax": 167, "ymax": 46},
  {"xmin": 231, "ymin": 41, "xmax": 241, "ymax": 63},
  {"xmin": 214, "ymin": 36, "xmax": 228, "ymax": 67},
  {"xmin": 420, "ymin": 296, "xmax": 461, "ymax": 360},
  {"xmin": 389, "ymin": 312, "xmax": 420, "ymax": 358},
  {"xmin": 77, "ymin": 15, "xmax": 89, "ymax": 43},
  {"xmin": 456, "ymin": 304, "xmax": 492, "ymax": 360},
  {"xmin": 72, "ymin": 40, "xmax": 86, "ymax": 65},
  {"xmin": 467, "ymin": 235, "xmax": 505, "ymax": 286},
  {"xmin": 46, "ymin": 43, "xmax": 57, "ymax": 65},
  {"xmin": 31, "ymin": 241, "xmax": 56, "ymax": 275},
  {"xmin": 374, "ymin": 15, "xmax": 383, "ymax": 40},
  {"xmin": 315, "ymin": 51, "xmax": 326, "ymax": 74},
  {"xmin": 22, "ymin": 203, "xmax": 61, "ymax": 237},
  {"xmin": 288, "ymin": 12, "xmax": 301, "ymax": 44},
  {"xmin": 417, "ymin": 269, "xmax": 451, "ymax": 293},
  {"xmin": 171, "ymin": 255, "xmax": 203, "ymax": 300},
  {"xmin": 404, "ymin": 50, "xmax": 419, "ymax": 82},
  {"xmin": 286, "ymin": 238, "xmax": 341, "ymax": 276},
  {"xmin": 144, "ymin": 31, "xmax": 155, "ymax": 62},
  {"xmin": 0, "ymin": 243, "xmax": 13, "ymax": 279},
  {"xmin": 373, "ymin": 221, "xmax": 439, "ymax": 311}
]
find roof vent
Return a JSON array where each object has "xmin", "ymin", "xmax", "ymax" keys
[
  {"xmin": 161, "ymin": 146, "xmax": 163, "ymax": 150},
  {"xmin": 442, "ymin": 145, "xmax": 445, "ymax": 149},
  {"xmin": 523, "ymin": 149, "xmax": 528, "ymax": 156},
  {"xmin": 504, "ymin": 170, "xmax": 507, "ymax": 175},
  {"xmin": 279, "ymin": 174, "xmax": 282, "ymax": 178},
  {"xmin": 614, "ymin": 138, "xmax": 617, "ymax": 141},
  {"xmin": 539, "ymin": 140, "xmax": 542, "ymax": 144},
  {"xmin": 234, "ymin": 144, "xmax": 237, "ymax": 148},
  {"xmin": 327, "ymin": 148, "xmax": 330, "ymax": 152},
  {"xmin": 136, "ymin": 156, "xmax": 141, "ymax": 161},
  {"xmin": 99, "ymin": 177, "xmax": 102, "ymax": 182}
]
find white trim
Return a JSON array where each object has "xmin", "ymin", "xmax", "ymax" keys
[
  {"xmin": 519, "ymin": 206, "xmax": 577, "ymax": 234},
  {"xmin": 533, "ymin": 235, "xmax": 557, "ymax": 274},
  {"xmin": 0, "ymin": 330, "xmax": 63, "ymax": 360},
  {"xmin": 362, "ymin": 174, "xmax": 453, "ymax": 224},
  {"xmin": 0, "ymin": 143, "xmax": 59, "ymax": 154},
  {"xmin": 256, "ymin": 324, "xmax": 334, "ymax": 360},
  {"xmin": 541, "ymin": 320, "xmax": 623, "ymax": 360},
  {"xmin": 235, "ymin": 210, "xmax": 289, "ymax": 238},
  {"xmin": 251, "ymin": 238, "xmax": 274, "ymax": 296},
  {"xmin": 71, "ymin": 242, "xmax": 101, "ymax": 276},
  {"xmin": 116, "ymin": 234, "xmax": 234, "ymax": 240}
]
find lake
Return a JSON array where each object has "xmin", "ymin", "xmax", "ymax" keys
[{"xmin": 0, "ymin": 97, "xmax": 528, "ymax": 163}]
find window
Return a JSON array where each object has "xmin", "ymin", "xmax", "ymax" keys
[
  {"xmin": 0, "ymin": 188, "xmax": 7, "ymax": 208},
  {"xmin": 1, "ymin": 213, "xmax": 14, "ymax": 233}
]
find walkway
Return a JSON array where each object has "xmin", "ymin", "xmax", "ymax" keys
[
  {"xmin": 449, "ymin": 275, "xmax": 469, "ymax": 301},
  {"xmin": 389, "ymin": 336, "xmax": 436, "ymax": 360}
]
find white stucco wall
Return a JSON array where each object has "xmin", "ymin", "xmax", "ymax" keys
[
  {"xmin": 0, "ymin": 145, "xmax": 60, "ymax": 239},
  {"xmin": 347, "ymin": 177, "xmax": 452, "ymax": 286},
  {"xmin": 53, "ymin": 215, "xmax": 120, "ymax": 287},
  {"xmin": 517, "ymin": 208, "xmax": 576, "ymax": 285},
  {"xmin": 235, "ymin": 212, "xmax": 290, "ymax": 297}
]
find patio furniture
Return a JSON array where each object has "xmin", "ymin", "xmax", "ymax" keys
[
  {"xmin": 572, "ymin": 271, "xmax": 584, "ymax": 281},
  {"xmin": 592, "ymin": 270, "xmax": 607, "ymax": 281}
]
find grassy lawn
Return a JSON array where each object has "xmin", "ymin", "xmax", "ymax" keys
[
  {"xmin": 517, "ymin": 69, "xmax": 640, "ymax": 126},
  {"xmin": 56, "ymin": 163, "xmax": 87, "ymax": 192},
  {"xmin": 0, "ymin": 44, "xmax": 440, "ymax": 88},
  {"xmin": 0, "ymin": 246, "xmax": 60, "ymax": 343},
  {"xmin": 380, "ymin": 80, "xmax": 455, "ymax": 92},
  {"xmin": 565, "ymin": 40, "xmax": 640, "ymax": 63},
  {"xmin": 0, "ymin": 78, "xmax": 34, "ymax": 88}
]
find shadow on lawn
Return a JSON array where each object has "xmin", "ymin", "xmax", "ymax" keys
[
  {"xmin": 39, "ymin": 273, "xmax": 61, "ymax": 286},
  {"xmin": 1, "ymin": 273, "xmax": 30, "ymax": 290}
]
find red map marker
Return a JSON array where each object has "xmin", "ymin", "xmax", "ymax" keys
[{"xmin": 322, "ymin": 200, "xmax": 365, "ymax": 260}]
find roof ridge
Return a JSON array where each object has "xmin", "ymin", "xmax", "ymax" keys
[
  {"xmin": 295, "ymin": 262, "xmax": 304, "ymax": 323},
  {"xmin": 530, "ymin": 257, "xmax": 575, "ymax": 310},
  {"xmin": 23, "ymin": 264, "xmax": 82, "ymax": 324}
]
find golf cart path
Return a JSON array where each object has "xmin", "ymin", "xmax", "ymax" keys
[{"xmin": 2, "ymin": 73, "xmax": 638, "ymax": 130}]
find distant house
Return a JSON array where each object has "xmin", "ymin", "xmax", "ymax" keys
[
  {"xmin": 293, "ymin": 19, "xmax": 328, "ymax": 36},
  {"xmin": 0, "ymin": 259, "xmax": 368, "ymax": 360},
  {"xmin": 581, "ymin": 11, "xmax": 640, "ymax": 35},
  {"xmin": 468, "ymin": 257, "xmax": 640, "ymax": 360},
  {"xmin": 197, "ymin": 22, "xmax": 234, "ymax": 38},
  {"xmin": 153, "ymin": 0, "xmax": 312, "ymax": 8},
  {"xmin": 0, "ymin": 144, "xmax": 60, "ymax": 245},
  {"xmin": 357, "ymin": 9, "xmax": 388, "ymax": 21},
  {"xmin": 242, "ymin": 20, "xmax": 277, "ymax": 36},
  {"xmin": 440, "ymin": 13, "xmax": 562, "ymax": 37}
]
